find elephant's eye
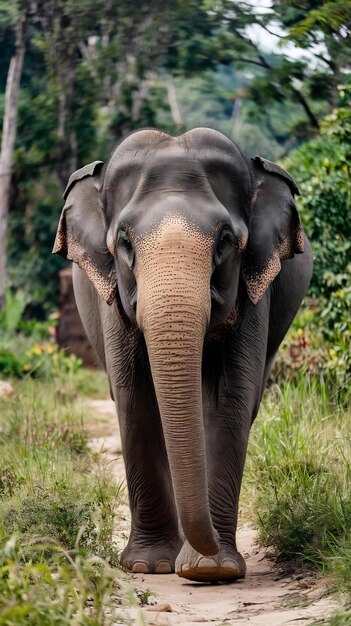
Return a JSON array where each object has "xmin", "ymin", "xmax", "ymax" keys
[
  {"xmin": 117, "ymin": 230, "xmax": 135, "ymax": 270},
  {"xmin": 214, "ymin": 228, "xmax": 236, "ymax": 266}
]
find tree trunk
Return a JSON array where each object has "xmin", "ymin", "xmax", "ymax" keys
[
  {"xmin": 165, "ymin": 75, "xmax": 183, "ymax": 127},
  {"xmin": 0, "ymin": 6, "xmax": 28, "ymax": 309},
  {"xmin": 56, "ymin": 62, "xmax": 78, "ymax": 190}
]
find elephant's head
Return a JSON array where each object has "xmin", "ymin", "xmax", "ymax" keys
[{"xmin": 53, "ymin": 128, "xmax": 304, "ymax": 557}]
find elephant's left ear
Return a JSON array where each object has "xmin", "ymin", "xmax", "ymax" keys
[
  {"xmin": 53, "ymin": 161, "xmax": 117, "ymax": 305},
  {"xmin": 243, "ymin": 156, "xmax": 304, "ymax": 305}
]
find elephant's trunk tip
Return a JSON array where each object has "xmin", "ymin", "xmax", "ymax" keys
[{"xmin": 182, "ymin": 519, "xmax": 220, "ymax": 557}]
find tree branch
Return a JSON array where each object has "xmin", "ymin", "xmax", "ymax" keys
[
  {"xmin": 257, "ymin": 23, "xmax": 286, "ymax": 39},
  {"xmin": 291, "ymin": 87, "xmax": 319, "ymax": 129},
  {"xmin": 230, "ymin": 25, "xmax": 319, "ymax": 129},
  {"xmin": 232, "ymin": 27, "xmax": 273, "ymax": 69},
  {"xmin": 232, "ymin": 56, "xmax": 272, "ymax": 68},
  {"xmin": 165, "ymin": 74, "xmax": 183, "ymax": 126}
]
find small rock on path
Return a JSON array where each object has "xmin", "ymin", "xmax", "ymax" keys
[{"xmin": 0, "ymin": 380, "xmax": 15, "ymax": 398}]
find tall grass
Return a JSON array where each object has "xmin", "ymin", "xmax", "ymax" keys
[
  {"xmin": 0, "ymin": 375, "xmax": 133, "ymax": 625},
  {"xmin": 243, "ymin": 376, "xmax": 351, "ymax": 594}
]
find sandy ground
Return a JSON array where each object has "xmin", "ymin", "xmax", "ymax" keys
[{"xmin": 87, "ymin": 398, "xmax": 338, "ymax": 626}]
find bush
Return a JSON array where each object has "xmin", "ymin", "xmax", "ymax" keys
[
  {"xmin": 0, "ymin": 340, "xmax": 82, "ymax": 380},
  {"xmin": 0, "ymin": 290, "xmax": 82, "ymax": 379},
  {"xmin": 319, "ymin": 272, "xmax": 351, "ymax": 391},
  {"xmin": 314, "ymin": 613, "xmax": 351, "ymax": 626},
  {"xmin": 0, "ymin": 534, "xmax": 129, "ymax": 626},
  {"xmin": 285, "ymin": 83, "xmax": 351, "ymax": 300},
  {"xmin": 271, "ymin": 279, "xmax": 351, "ymax": 406}
]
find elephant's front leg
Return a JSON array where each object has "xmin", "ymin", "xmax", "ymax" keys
[
  {"xmin": 176, "ymin": 329, "xmax": 265, "ymax": 582},
  {"xmin": 175, "ymin": 405, "xmax": 249, "ymax": 582},
  {"xmin": 113, "ymin": 360, "xmax": 182, "ymax": 574}
]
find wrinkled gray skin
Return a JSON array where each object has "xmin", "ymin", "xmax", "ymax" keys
[{"xmin": 53, "ymin": 128, "xmax": 312, "ymax": 583}]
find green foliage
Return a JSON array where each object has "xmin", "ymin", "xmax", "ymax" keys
[
  {"xmin": 0, "ymin": 336, "xmax": 82, "ymax": 380},
  {"xmin": 272, "ymin": 84, "xmax": 351, "ymax": 401},
  {"xmin": 271, "ymin": 293, "xmax": 351, "ymax": 406},
  {"xmin": 0, "ymin": 288, "xmax": 26, "ymax": 336},
  {"xmin": 3, "ymin": 487, "xmax": 96, "ymax": 554},
  {"xmin": 328, "ymin": 534, "xmax": 351, "ymax": 598},
  {"xmin": 0, "ymin": 1, "xmax": 19, "ymax": 30},
  {"xmin": 319, "ymin": 272, "xmax": 351, "ymax": 390},
  {"xmin": 278, "ymin": 0, "xmax": 351, "ymax": 68},
  {"xmin": 285, "ymin": 85, "xmax": 351, "ymax": 299},
  {"xmin": 0, "ymin": 290, "xmax": 82, "ymax": 379},
  {"xmin": 317, "ymin": 615, "xmax": 351, "ymax": 626},
  {"xmin": 1, "ymin": 0, "xmax": 349, "ymax": 313}
]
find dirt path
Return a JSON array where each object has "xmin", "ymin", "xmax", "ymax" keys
[{"xmin": 87, "ymin": 399, "xmax": 337, "ymax": 626}]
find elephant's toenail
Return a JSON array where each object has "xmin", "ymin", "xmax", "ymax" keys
[
  {"xmin": 181, "ymin": 564, "xmax": 190, "ymax": 571},
  {"xmin": 155, "ymin": 560, "xmax": 172, "ymax": 574},
  {"xmin": 197, "ymin": 557, "xmax": 217, "ymax": 568},
  {"xmin": 132, "ymin": 561, "xmax": 150, "ymax": 574},
  {"xmin": 221, "ymin": 558, "xmax": 238, "ymax": 570}
]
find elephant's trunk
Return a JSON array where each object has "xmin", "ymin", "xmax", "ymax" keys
[{"xmin": 135, "ymin": 216, "xmax": 219, "ymax": 557}]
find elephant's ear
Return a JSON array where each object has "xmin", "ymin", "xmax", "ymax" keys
[
  {"xmin": 53, "ymin": 161, "xmax": 117, "ymax": 305},
  {"xmin": 243, "ymin": 156, "xmax": 304, "ymax": 305}
]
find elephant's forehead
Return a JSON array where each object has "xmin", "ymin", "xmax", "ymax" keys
[
  {"xmin": 103, "ymin": 130, "xmax": 251, "ymax": 222},
  {"xmin": 140, "ymin": 152, "xmax": 212, "ymax": 196},
  {"xmin": 106, "ymin": 146, "xmax": 248, "ymax": 199},
  {"xmin": 114, "ymin": 126, "xmax": 239, "ymax": 154},
  {"xmin": 108, "ymin": 127, "xmax": 247, "ymax": 177}
]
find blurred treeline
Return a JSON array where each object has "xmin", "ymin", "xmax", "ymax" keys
[{"xmin": 0, "ymin": 0, "xmax": 350, "ymax": 317}]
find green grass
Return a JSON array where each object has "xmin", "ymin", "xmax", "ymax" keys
[
  {"xmin": 0, "ymin": 374, "xmax": 135, "ymax": 625},
  {"xmin": 242, "ymin": 376, "xmax": 351, "ymax": 609},
  {"xmin": 0, "ymin": 535, "xmax": 133, "ymax": 626},
  {"xmin": 314, "ymin": 611, "xmax": 351, "ymax": 625}
]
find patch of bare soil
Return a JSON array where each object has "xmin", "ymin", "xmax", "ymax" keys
[{"xmin": 87, "ymin": 398, "xmax": 338, "ymax": 626}]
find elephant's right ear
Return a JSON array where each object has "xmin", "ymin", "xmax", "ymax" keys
[{"xmin": 53, "ymin": 161, "xmax": 117, "ymax": 305}]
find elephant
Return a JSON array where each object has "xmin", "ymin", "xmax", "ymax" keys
[{"xmin": 53, "ymin": 127, "xmax": 312, "ymax": 583}]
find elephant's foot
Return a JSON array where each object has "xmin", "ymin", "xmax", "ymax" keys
[
  {"xmin": 175, "ymin": 540, "xmax": 246, "ymax": 583},
  {"xmin": 120, "ymin": 536, "xmax": 182, "ymax": 574}
]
